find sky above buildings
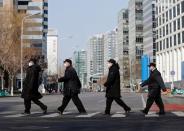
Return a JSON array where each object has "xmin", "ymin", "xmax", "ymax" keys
[{"xmin": 48, "ymin": 0, "xmax": 128, "ymax": 60}]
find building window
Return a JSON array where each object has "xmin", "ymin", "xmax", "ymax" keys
[
  {"xmin": 170, "ymin": 36, "xmax": 172, "ymax": 47},
  {"xmin": 166, "ymin": 11, "xmax": 168, "ymax": 22},
  {"xmin": 182, "ymin": 1, "xmax": 184, "ymax": 13},
  {"xmin": 166, "ymin": 38, "xmax": 169, "ymax": 48},
  {"xmin": 178, "ymin": 18, "xmax": 180, "ymax": 30},
  {"xmin": 173, "ymin": 20, "xmax": 176, "ymax": 32},
  {"xmin": 182, "ymin": 31, "xmax": 184, "ymax": 43},
  {"xmin": 174, "ymin": 35, "xmax": 176, "ymax": 46},
  {"xmin": 182, "ymin": 16, "xmax": 184, "ymax": 28},
  {"xmin": 173, "ymin": 6, "xmax": 176, "ymax": 18},
  {"xmin": 169, "ymin": 9, "xmax": 172, "ymax": 20},
  {"xmin": 160, "ymin": 41, "xmax": 162, "ymax": 51},
  {"xmin": 163, "ymin": 26, "xmax": 165, "ymax": 36},
  {"xmin": 170, "ymin": 23, "xmax": 172, "ymax": 33},
  {"xmin": 177, "ymin": 4, "xmax": 180, "ymax": 15},
  {"xmin": 163, "ymin": 39, "xmax": 165, "ymax": 49},
  {"xmin": 178, "ymin": 33, "xmax": 181, "ymax": 44},
  {"xmin": 166, "ymin": 24, "xmax": 169, "ymax": 35}
]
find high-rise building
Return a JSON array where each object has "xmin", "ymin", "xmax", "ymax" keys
[
  {"xmin": 17, "ymin": 0, "xmax": 48, "ymax": 57},
  {"xmin": 73, "ymin": 50, "xmax": 87, "ymax": 88},
  {"xmin": 128, "ymin": 0, "xmax": 144, "ymax": 87},
  {"xmin": 143, "ymin": 0, "xmax": 156, "ymax": 63},
  {"xmin": 155, "ymin": 0, "xmax": 184, "ymax": 83},
  {"xmin": 116, "ymin": 9, "xmax": 130, "ymax": 88},
  {"xmin": 47, "ymin": 28, "xmax": 59, "ymax": 75},
  {"xmin": 87, "ymin": 34, "xmax": 104, "ymax": 83},
  {"xmin": 104, "ymin": 29, "xmax": 117, "ymax": 74}
]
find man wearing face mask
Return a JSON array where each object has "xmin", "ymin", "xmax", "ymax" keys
[
  {"xmin": 57, "ymin": 59, "xmax": 86, "ymax": 114},
  {"xmin": 140, "ymin": 63, "xmax": 167, "ymax": 115},
  {"xmin": 21, "ymin": 59, "xmax": 47, "ymax": 115},
  {"xmin": 104, "ymin": 59, "xmax": 131, "ymax": 115}
]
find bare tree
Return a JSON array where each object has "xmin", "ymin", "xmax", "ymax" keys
[{"xmin": 0, "ymin": 8, "xmax": 39, "ymax": 95}]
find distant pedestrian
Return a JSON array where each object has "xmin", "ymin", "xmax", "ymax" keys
[
  {"xmin": 21, "ymin": 59, "xmax": 47, "ymax": 115},
  {"xmin": 104, "ymin": 59, "xmax": 131, "ymax": 115},
  {"xmin": 58, "ymin": 59, "xmax": 86, "ymax": 114},
  {"xmin": 140, "ymin": 63, "xmax": 167, "ymax": 115}
]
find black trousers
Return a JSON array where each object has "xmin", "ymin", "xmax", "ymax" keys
[
  {"xmin": 58, "ymin": 94, "xmax": 86, "ymax": 113},
  {"xmin": 144, "ymin": 96, "xmax": 165, "ymax": 113},
  {"xmin": 105, "ymin": 97, "xmax": 130, "ymax": 114},
  {"xmin": 24, "ymin": 98, "xmax": 47, "ymax": 113}
]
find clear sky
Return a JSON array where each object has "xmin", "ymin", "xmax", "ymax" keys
[{"xmin": 48, "ymin": 0, "xmax": 128, "ymax": 61}]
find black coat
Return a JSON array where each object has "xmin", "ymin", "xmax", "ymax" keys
[
  {"xmin": 21, "ymin": 64, "xmax": 42, "ymax": 100},
  {"xmin": 58, "ymin": 66, "xmax": 81, "ymax": 96},
  {"xmin": 141, "ymin": 69, "xmax": 166, "ymax": 97},
  {"xmin": 104, "ymin": 65, "xmax": 121, "ymax": 98}
]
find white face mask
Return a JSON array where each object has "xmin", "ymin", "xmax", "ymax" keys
[
  {"xmin": 64, "ymin": 63, "xmax": 69, "ymax": 68},
  {"xmin": 29, "ymin": 62, "xmax": 34, "ymax": 67},
  {"xmin": 107, "ymin": 63, "xmax": 112, "ymax": 69}
]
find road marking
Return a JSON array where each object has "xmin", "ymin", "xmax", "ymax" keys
[
  {"xmin": 141, "ymin": 94, "xmax": 146, "ymax": 108},
  {"xmin": 5, "ymin": 114, "xmax": 28, "ymax": 118},
  {"xmin": 62, "ymin": 112, "xmax": 72, "ymax": 115},
  {"xmin": 111, "ymin": 112, "xmax": 126, "ymax": 118},
  {"xmin": 172, "ymin": 111, "xmax": 184, "ymax": 117},
  {"xmin": 41, "ymin": 113, "xmax": 60, "ymax": 118},
  {"xmin": 0, "ymin": 111, "xmax": 17, "ymax": 115},
  {"xmin": 76, "ymin": 112, "xmax": 100, "ymax": 118},
  {"xmin": 145, "ymin": 112, "xmax": 159, "ymax": 117}
]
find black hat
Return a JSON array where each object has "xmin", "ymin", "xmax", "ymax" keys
[
  {"xmin": 108, "ymin": 59, "xmax": 116, "ymax": 65},
  {"xmin": 148, "ymin": 63, "xmax": 156, "ymax": 67},
  {"xmin": 64, "ymin": 59, "xmax": 72, "ymax": 65}
]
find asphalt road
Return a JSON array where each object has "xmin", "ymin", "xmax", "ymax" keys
[{"xmin": 0, "ymin": 92, "xmax": 183, "ymax": 131}]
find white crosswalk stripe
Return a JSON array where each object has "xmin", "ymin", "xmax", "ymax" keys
[
  {"xmin": 2, "ymin": 111, "xmax": 184, "ymax": 118},
  {"xmin": 41, "ymin": 112, "xmax": 71, "ymax": 118},
  {"xmin": 76, "ymin": 112, "xmax": 100, "ymax": 118},
  {"xmin": 145, "ymin": 112, "xmax": 159, "ymax": 117},
  {"xmin": 41, "ymin": 113, "xmax": 60, "ymax": 118},
  {"xmin": 172, "ymin": 111, "xmax": 184, "ymax": 117},
  {"xmin": 4, "ymin": 112, "xmax": 40, "ymax": 118}
]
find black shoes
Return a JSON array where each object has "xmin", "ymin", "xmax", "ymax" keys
[
  {"xmin": 43, "ymin": 106, "xmax": 48, "ymax": 114},
  {"xmin": 141, "ymin": 109, "xmax": 165, "ymax": 115},
  {"xmin": 22, "ymin": 112, "xmax": 30, "ymax": 115},
  {"xmin": 156, "ymin": 112, "xmax": 165, "ymax": 115},
  {"xmin": 140, "ymin": 110, "xmax": 148, "ymax": 115},
  {"xmin": 125, "ymin": 107, "xmax": 131, "ymax": 113}
]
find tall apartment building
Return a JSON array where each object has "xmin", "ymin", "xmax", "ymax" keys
[
  {"xmin": 155, "ymin": 0, "xmax": 184, "ymax": 83},
  {"xmin": 73, "ymin": 50, "xmax": 87, "ymax": 88},
  {"xmin": 116, "ymin": 9, "xmax": 130, "ymax": 88},
  {"xmin": 143, "ymin": 0, "xmax": 156, "ymax": 63},
  {"xmin": 87, "ymin": 34, "xmax": 104, "ymax": 83},
  {"xmin": 104, "ymin": 29, "xmax": 117, "ymax": 74},
  {"xmin": 128, "ymin": 0, "xmax": 144, "ymax": 87},
  {"xmin": 17, "ymin": 0, "xmax": 48, "ymax": 57},
  {"xmin": 47, "ymin": 28, "xmax": 59, "ymax": 75}
]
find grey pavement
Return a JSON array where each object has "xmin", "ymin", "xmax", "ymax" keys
[{"xmin": 0, "ymin": 92, "xmax": 183, "ymax": 131}]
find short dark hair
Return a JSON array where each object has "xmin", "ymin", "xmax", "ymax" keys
[{"xmin": 64, "ymin": 59, "xmax": 72, "ymax": 65}]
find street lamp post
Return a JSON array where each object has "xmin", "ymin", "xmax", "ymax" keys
[{"xmin": 20, "ymin": 12, "xmax": 41, "ymax": 91}]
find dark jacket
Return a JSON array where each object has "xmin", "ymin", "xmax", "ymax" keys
[
  {"xmin": 58, "ymin": 66, "xmax": 81, "ymax": 96},
  {"xmin": 21, "ymin": 64, "xmax": 42, "ymax": 100},
  {"xmin": 141, "ymin": 68, "xmax": 166, "ymax": 97},
  {"xmin": 104, "ymin": 64, "xmax": 121, "ymax": 98}
]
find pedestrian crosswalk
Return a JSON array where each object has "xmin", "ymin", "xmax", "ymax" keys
[{"xmin": 1, "ymin": 111, "xmax": 184, "ymax": 118}]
